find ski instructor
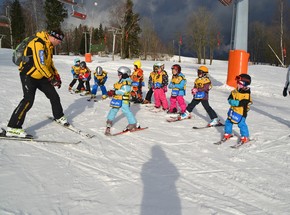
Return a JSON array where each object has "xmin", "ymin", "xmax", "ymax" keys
[{"xmin": 6, "ymin": 29, "xmax": 69, "ymax": 138}]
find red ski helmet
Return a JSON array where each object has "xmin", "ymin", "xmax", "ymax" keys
[{"xmin": 171, "ymin": 64, "xmax": 181, "ymax": 73}]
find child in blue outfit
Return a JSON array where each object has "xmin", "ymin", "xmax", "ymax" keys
[
  {"xmin": 223, "ymin": 74, "xmax": 252, "ymax": 144},
  {"xmin": 105, "ymin": 66, "xmax": 139, "ymax": 135},
  {"xmin": 68, "ymin": 58, "xmax": 80, "ymax": 91},
  {"xmin": 90, "ymin": 66, "xmax": 108, "ymax": 100},
  {"xmin": 168, "ymin": 64, "xmax": 187, "ymax": 114}
]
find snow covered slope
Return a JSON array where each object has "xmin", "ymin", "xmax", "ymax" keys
[{"xmin": 0, "ymin": 48, "xmax": 290, "ymax": 215}]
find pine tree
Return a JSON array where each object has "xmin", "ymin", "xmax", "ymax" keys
[
  {"xmin": 10, "ymin": 0, "xmax": 25, "ymax": 47},
  {"xmin": 121, "ymin": 0, "xmax": 141, "ymax": 59},
  {"xmin": 98, "ymin": 23, "xmax": 104, "ymax": 44},
  {"xmin": 44, "ymin": 0, "xmax": 67, "ymax": 31}
]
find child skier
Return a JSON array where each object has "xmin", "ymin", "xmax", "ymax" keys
[
  {"xmin": 168, "ymin": 64, "xmax": 187, "ymax": 114},
  {"xmin": 143, "ymin": 63, "xmax": 158, "ymax": 104},
  {"xmin": 90, "ymin": 66, "xmax": 108, "ymax": 100},
  {"xmin": 131, "ymin": 60, "xmax": 144, "ymax": 103},
  {"xmin": 105, "ymin": 66, "xmax": 140, "ymax": 135},
  {"xmin": 222, "ymin": 74, "xmax": 252, "ymax": 144},
  {"xmin": 76, "ymin": 61, "xmax": 91, "ymax": 95},
  {"xmin": 152, "ymin": 62, "xmax": 169, "ymax": 111},
  {"xmin": 180, "ymin": 66, "xmax": 220, "ymax": 126},
  {"xmin": 68, "ymin": 58, "xmax": 80, "ymax": 91}
]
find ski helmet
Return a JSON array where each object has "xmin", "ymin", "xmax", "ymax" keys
[
  {"xmin": 133, "ymin": 60, "xmax": 141, "ymax": 69},
  {"xmin": 74, "ymin": 58, "xmax": 80, "ymax": 65},
  {"xmin": 198, "ymin": 66, "xmax": 209, "ymax": 76},
  {"xmin": 171, "ymin": 64, "xmax": 181, "ymax": 73},
  {"xmin": 118, "ymin": 66, "xmax": 131, "ymax": 78},
  {"xmin": 155, "ymin": 62, "xmax": 163, "ymax": 68},
  {"xmin": 95, "ymin": 66, "xmax": 103, "ymax": 75},
  {"xmin": 236, "ymin": 74, "xmax": 251, "ymax": 86},
  {"xmin": 80, "ymin": 61, "xmax": 86, "ymax": 68}
]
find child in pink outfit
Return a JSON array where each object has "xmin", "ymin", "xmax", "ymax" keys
[
  {"xmin": 168, "ymin": 64, "xmax": 187, "ymax": 114},
  {"xmin": 152, "ymin": 63, "xmax": 169, "ymax": 110}
]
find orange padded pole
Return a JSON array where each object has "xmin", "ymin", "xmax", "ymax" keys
[
  {"xmin": 85, "ymin": 53, "xmax": 92, "ymax": 63},
  {"xmin": 227, "ymin": 50, "xmax": 250, "ymax": 87}
]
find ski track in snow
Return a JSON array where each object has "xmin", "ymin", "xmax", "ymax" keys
[{"xmin": 0, "ymin": 49, "xmax": 290, "ymax": 214}]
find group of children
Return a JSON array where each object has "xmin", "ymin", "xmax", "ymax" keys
[
  {"xmin": 69, "ymin": 58, "xmax": 108, "ymax": 100},
  {"xmin": 68, "ymin": 59, "xmax": 252, "ymax": 144}
]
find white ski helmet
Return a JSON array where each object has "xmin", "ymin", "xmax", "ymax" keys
[
  {"xmin": 155, "ymin": 62, "xmax": 163, "ymax": 68},
  {"xmin": 117, "ymin": 66, "xmax": 131, "ymax": 76},
  {"xmin": 95, "ymin": 66, "xmax": 103, "ymax": 75}
]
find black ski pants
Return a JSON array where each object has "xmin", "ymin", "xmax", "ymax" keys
[
  {"xmin": 69, "ymin": 78, "xmax": 78, "ymax": 88},
  {"xmin": 186, "ymin": 99, "xmax": 218, "ymax": 120},
  {"xmin": 7, "ymin": 73, "xmax": 64, "ymax": 128},
  {"xmin": 145, "ymin": 88, "xmax": 153, "ymax": 102},
  {"xmin": 77, "ymin": 76, "xmax": 91, "ymax": 92}
]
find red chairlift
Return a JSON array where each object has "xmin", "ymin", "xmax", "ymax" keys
[
  {"xmin": 71, "ymin": 0, "xmax": 87, "ymax": 20},
  {"xmin": 58, "ymin": 0, "xmax": 77, "ymax": 5},
  {"xmin": 71, "ymin": 10, "xmax": 87, "ymax": 20},
  {"xmin": 0, "ymin": 16, "xmax": 10, "ymax": 28},
  {"xmin": 219, "ymin": 0, "xmax": 233, "ymax": 6}
]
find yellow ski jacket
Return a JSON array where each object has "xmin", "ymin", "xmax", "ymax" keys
[{"xmin": 20, "ymin": 31, "xmax": 58, "ymax": 79}]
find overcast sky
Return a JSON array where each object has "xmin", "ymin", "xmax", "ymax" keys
[
  {"xmin": 61, "ymin": 0, "xmax": 285, "ymax": 45},
  {"xmin": 1, "ymin": 0, "xmax": 288, "ymax": 47}
]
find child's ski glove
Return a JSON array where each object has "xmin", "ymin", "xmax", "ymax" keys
[
  {"xmin": 107, "ymin": 90, "xmax": 115, "ymax": 97},
  {"xmin": 228, "ymin": 99, "xmax": 239, "ymax": 106},
  {"xmin": 191, "ymin": 88, "xmax": 198, "ymax": 95}
]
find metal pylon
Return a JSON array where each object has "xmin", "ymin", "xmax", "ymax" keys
[{"xmin": 230, "ymin": 0, "xmax": 249, "ymax": 51}]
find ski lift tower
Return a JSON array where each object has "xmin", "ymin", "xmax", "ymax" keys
[
  {"xmin": 109, "ymin": 27, "xmax": 121, "ymax": 61},
  {"xmin": 219, "ymin": 0, "xmax": 250, "ymax": 87},
  {"xmin": 0, "ymin": 34, "xmax": 6, "ymax": 48},
  {"xmin": 1, "ymin": 6, "xmax": 13, "ymax": 49}
]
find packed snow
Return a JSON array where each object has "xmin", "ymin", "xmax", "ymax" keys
[{"xmin": 0, "ymin": 48, "xmax": 290, "ymax": 215}]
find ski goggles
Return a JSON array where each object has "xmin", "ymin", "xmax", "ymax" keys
[
  {"xmin": 171, "ymin": 65, "xmax": 179, "ymax": 70},
  {"xmin": 235, "ymin": 76, "xmax": 250, "ymax": 86},
  {"xmin": 50, "ymin": 30, "xmax": 64, "ymax": 41},
  {"xmin": 197, "ymin": 70, "xmax": 206, "ymax": 75},
  {"xmin": 237, "ymin": 80, "xmax": 246, "ymax": 86}
]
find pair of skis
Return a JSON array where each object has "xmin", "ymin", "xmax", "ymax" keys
[
  {"xmin": 0, "ymin": 117, "xmax": 95, "ymax": 144},
  {"xmin": 105, "ymin": 127, "xmax": 149, "ymax": 136},
  {"xmin": 213, "ymin": 136, "xmax": 251, "ymax": 148},
  {"xmin": 0, "ymin": 129, "xmax": 82, "ymax": 144},
  {"xmin": 166, "ymin": 115, "xmax": 249, "ymax": 148},
  {"xmin": 167, "ymin": 115, "xmax": 224, "ymax": 129}
]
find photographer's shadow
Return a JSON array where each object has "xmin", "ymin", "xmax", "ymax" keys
[{"xmin": 141, "ymin": 145, "xmax": 181, "ymax": 215}]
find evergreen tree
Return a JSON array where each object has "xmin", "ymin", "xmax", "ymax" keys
[
  {"xmin": 74, "ymin": 26, "xmax": 83, "ymax": 54},
  {"xmin": 121, "ymin": 0, "xmax": 141, "ymax": 59},
  {"xmin": 10, "ymin": 0, "xmax": 25, "ymax": 46},
  {"xmin": 98, "ymin": 23, "xmax": 104, "ymax": 44},
  {"xmin": 44, "ymin": 0, "xmax": 67, "ymax": 31},
  {"xmin": 93, "ymin": 28, "xmax": 99, "ymax": 44}
]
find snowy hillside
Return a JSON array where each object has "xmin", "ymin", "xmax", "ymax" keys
[{"xmin": 0, "ymin": 48, "xmax": 290, "ymax": 215}]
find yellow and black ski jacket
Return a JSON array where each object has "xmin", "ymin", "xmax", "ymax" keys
[{"xmin": 20, "ymin": 31, "xmax": 58, "ymax": 79}]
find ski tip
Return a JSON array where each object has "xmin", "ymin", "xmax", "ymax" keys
[
  {"xmin": 1, "ymin": 127, "xmax": 6, "ymax": 134},
  {"xmin": 230, "ymin": 144, "xmax": 243, "ymax": 149}
]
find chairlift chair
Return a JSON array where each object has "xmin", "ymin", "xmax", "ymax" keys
[
  {"xmin": 57, "ymin": 0, "xmax": 77, "ymax": 5},
  {"xmin": 219, "ymin": 0, "xmax": 233, "ymax": 6},
  {"xmin": 0, "ymin": 16, "xmax": 10, "ymax": 28},
  {"xmin": 71, "ymin": 10, "xmax": 87, "ymax": 20},
  {"xmin": 71, "ymin": 0, "xmax": 87, "ymax": 20}
]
